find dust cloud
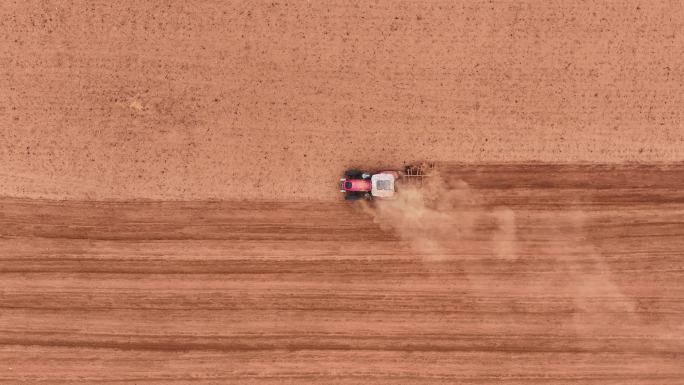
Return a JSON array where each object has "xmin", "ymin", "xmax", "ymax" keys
[
  {"xmin": 358, "ymin": 167, "xmax": 646, "ymax": 335},
  {"xmin": 358, "ymin": 168, "xmax": 507, "ymax": 261}
]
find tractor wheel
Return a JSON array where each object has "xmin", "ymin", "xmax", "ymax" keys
[
  {"xmin": 344, "ymin": 169, "xmax": 363, "ymax": 178},
  {"xmin": 344, "ymin": 192, "xmax": 364, "ymax": 201}
]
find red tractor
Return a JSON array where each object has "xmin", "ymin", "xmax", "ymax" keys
[{"xmin": 339, "ymin": 164, "xmax": 431, "ymax": 201}]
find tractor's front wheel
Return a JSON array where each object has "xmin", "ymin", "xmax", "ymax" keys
[
  {"xmin": 344, "ymin": 192, "xmax": 364, "ymax": 201},
  {"xmin": 344, "ymin": 169, "xmax": 363, "ymax": 179}
]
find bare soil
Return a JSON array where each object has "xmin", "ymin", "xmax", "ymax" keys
[
  {"xmin": 2, "ymin": 164, "xmax": 684, "ymax": 383},
  {"xmin": 1, "ymin": 1, "xmax": 684, "ymax": 200},
  {"xmin": 2, "ymin": 1, "xmax": 684, "ymax": 383}
]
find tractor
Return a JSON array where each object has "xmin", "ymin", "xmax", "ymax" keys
[{"xmin": 339, "ymin": 164, "xmax": 431, "ymax": 201}]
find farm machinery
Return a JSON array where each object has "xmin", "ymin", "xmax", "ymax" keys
[{"xmin": 339, "ymin": 164, "xmax": 433, "ymax": 201}]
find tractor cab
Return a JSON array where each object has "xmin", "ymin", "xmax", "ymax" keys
[{"xmin": 370, "ymin": 172, "xmax": 397, "ymax": 198}]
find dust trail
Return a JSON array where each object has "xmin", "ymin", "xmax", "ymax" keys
[
  {"xmin": 358, "ymin": 168, "xmax": 513, "ymax": 261},
  {"xmin": 358, "ymin": 167, "xmax": 654, "ymax": 338},
  {"xmin": 559, "ymin": 210, "xmax": 640, "ymax": 335},
  {"xmin": 490, "ymin": 206, "xmax": 517, "ymax": 260}
]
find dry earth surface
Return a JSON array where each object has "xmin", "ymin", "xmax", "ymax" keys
[
  {"xmin": 2, "ymin": 164, "xmax": 684, "ymax": 383},
  {"xmin": 2, "ymin": 0, "xmax": 684, "ymax": 384},
  {"xmin": 1, "ymin": 0, "xmax": 684, "ymax": 200}
]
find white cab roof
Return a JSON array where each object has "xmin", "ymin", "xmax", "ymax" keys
[{"xmin": 371, "ymin": 173, "xmax": 396, "ymax": 198}]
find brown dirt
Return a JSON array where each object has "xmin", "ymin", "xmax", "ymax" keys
[
  {"xmin": 1, "ymin": 1, "xmax": 684, "ymax": 201},
  {"xmin": 2, "ymin": 164, "xmax": 684, "ymax": 383},
  {"xmin": 2, "ymin": 1, "xmax": 684, "ymax": 383}
]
